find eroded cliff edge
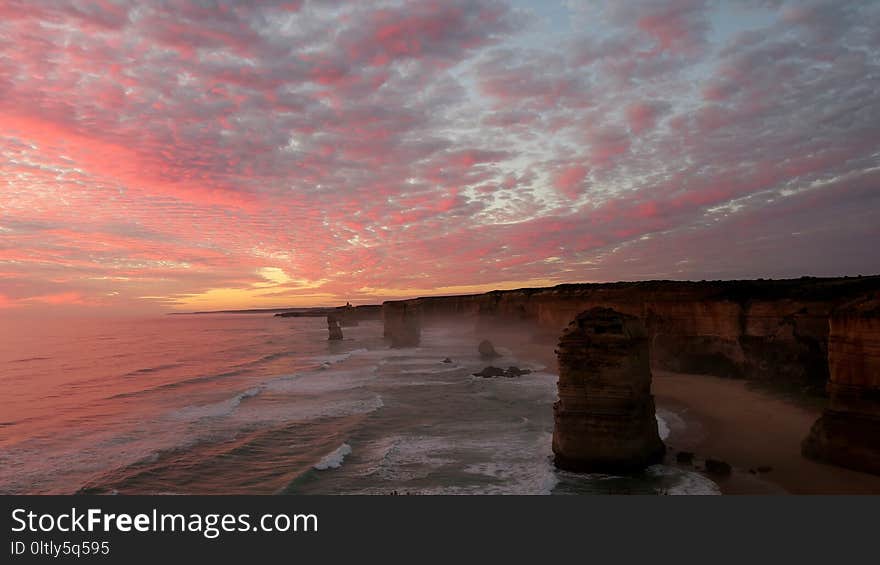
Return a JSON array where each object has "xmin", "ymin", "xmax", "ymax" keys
[{"xmin": 383, "ymin": 276, "xmax": 880, "ymax": 391}]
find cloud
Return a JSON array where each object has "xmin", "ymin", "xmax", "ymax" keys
[
  {"xmin": 24, "ymin": 292, "xmax": 87, "ymax": 306},
  {"xmin": 1, "ymin": 0, "xmax": 879, "ymax": 312},
  {"xmin": 553, "ymin": 165, "xmax": 590, "ymax": 199},
  {"xmin": 625, "ymin": 101, "xmax": 670, "ymax": 134}
]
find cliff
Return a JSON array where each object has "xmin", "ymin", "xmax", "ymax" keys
[
  {"xmin": 552, "ymin": 308, "xmax": 665, "ymax": 472},
  {"xmin": 275, "ymin": 304, "xmax": 382, "ymax": 321},
  {"xmin": 802, "ymin": 293, "xmax": 880, "ymax": 474},
  {"xmin": 383, "ymin": 276, "xmax": 880, "ymax": 391}
]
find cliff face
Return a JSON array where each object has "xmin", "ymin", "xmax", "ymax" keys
[
  {"xmin": 384, "ymin": 277, "xmax": 880, "ymax": 390},
  {"xmin": 552, "ymin": 308, "xmax": 665, "ymax": 472},
  {"xmin": 276, "ymin": 304, "xmax": 383, "ymax": 321},
  {"xmin": 803, "ymin": 294, "xmax": 880, "ymax": 474},
  {"xmin": 382, "ymin": 276, "xmax": 880, "ymax": 475}
]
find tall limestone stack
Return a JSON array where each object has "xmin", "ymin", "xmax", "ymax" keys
[
  {"xmin": 327, "ymin": 315, "xmax": 343, "ymax": 340},
  {"xmin": 552, "ymin": 307, "xmax": 665, "ymax": 472},
  {"xmin": 803, "ymin": 294, "xmax": 880, "ymax": 474},
  {"xmin": 383, "ymin": 301, "xmax": 421, "ymax": 348}
]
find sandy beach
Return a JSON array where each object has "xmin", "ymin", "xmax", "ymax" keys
[
  {"xmin": 510, "ymin": 338, "xmax": 880, "ymax": 494},
  {"xmin": 652, "ymin": 371, "xmax": 880, "ymax": 494}
]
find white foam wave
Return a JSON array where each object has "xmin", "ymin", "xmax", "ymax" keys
[
  {"xmin": 463, "ymin": 459, "xmax": 559, "ymax": 495},
  {"xmin": 169, "ymin": 386, "xmax": 263, "ymax": 421},
  {"xmin": 235, "ymin": 393, "xmax": 385, "ymax": 424},
  {"xmin": 647, "ymin": 465, "xmax": 721, "ymax": 495},
  {"xmin": 315, "ymin": 348, "xmax": 368, "ymax": 367},
  {"xmin": 656, "ymin": 414, "xmax": 670, "ymax": 440},
  {"xmin": 365, "ymin": 435, "xmax": 457, "ymax": 481},
  {"xmin": 298, "ymin": 394, "xmax": 384, "ymax": 420},
  {"xmin": 399, "ymin": 365, "xmax": 463, "ymax": 374},
  {"xmin": 367, "ymin": 430, "xmax": 558, "ymax": 494},
  {"xmin": 655, "ymin": 407, "xmax": 685, "ymax": 441},
  {"xmin": 314, "ymin": 443, "xmax": 352, "ymax": 470},
  {"xmin": 379, "ymin": 357, "xmax": 445, "ymax": 366}
]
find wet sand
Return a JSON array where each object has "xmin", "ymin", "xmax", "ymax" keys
[
  {"xmin": 652, "ymin": 371, "xmax": 880, "ymax": 494},
  {"xmin": 509, "ymin": 338, "xmax": 880, "ymax": 494}
]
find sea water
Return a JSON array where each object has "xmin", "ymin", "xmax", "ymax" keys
[{"xmin": 0, "ymin": 315, "xmax": 717, "ymax": 495}]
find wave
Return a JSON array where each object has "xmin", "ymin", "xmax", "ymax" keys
[
  {"xmin": 655, "ymin": 408, "xmax": 684, "ymax": 441},
  {"xmin": 209, "ymin": 391, "xmax": 385, "ymax": 425},
  {"xmin": 314, "ymin": 443, "xmax": 352, "ymax": 470},
  {"xmin": 378, "ymin": 356, "xmax": 447, "ymax": 366},
  {"xmin": 9, "ymin": 356, "xmax": 50, "ymax": 364},
  {"xmin": 314, "ymin": 395, "xmax": 383, "ymax": 419},
  {"xmin": 123, "ymin": 363, "xmax": 184, "ymax": 377},
  {"xmin": 462, "ymin": 458, "xmax": 559, "ymax": 495},
  {"xmin": 169, "ymin": 386, "xmax": 264, "ymax": 421},
  {"xmin": 656, "ymin": 414, "xmax": 671, "ymax": 440},
  {"xmin": 109, "ymin": 343, "xmax": 371, "ymax": 403},
  {"xmin": 646, "ymin": 465, "xmax": 721, "ymax": 495},
  {"xmin": 399, "ymin": 365, "xmax": 463, "ymax": 375},
  {"xmin": 74, "ymin": 430, "xmax": 244, "ymax": 494},
  {"xmin": 365, "ymin": 435, "xmax": 458, "ymax": 482},
  {"xmin": 315, "ymin": 348, "xmax": 368, "ymax": 368},
  {"xmin": 107, "ymin": 368, "xmax": 248, "ymax": 400},
  {"xmin": 264, "ymin": 365, "xmax": 379, "ymax": 395}
]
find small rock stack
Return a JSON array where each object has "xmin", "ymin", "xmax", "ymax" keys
[
  {"xmin": 552, "ymin": 307, "xmax": 665, "ymax": 472},
  {"xmin": 327, "ymin": 315, "xmax": 343, "ymax": 341}
]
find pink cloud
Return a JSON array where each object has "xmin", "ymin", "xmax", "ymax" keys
[
  {"xmin": 589, "ymin": 127, "xmax": 631, "ymax": 165},
  {"xmin": 626, "ymin": 101, "xmax": 669, "ymax": 134},
  {"xmin": 620, "ymin": 0, "xmax": 710, "ymax": 55},
  {"xmin": 344, "ymin": 0, "xmax": 517, "ymax": 67},
  {"xmin": 1, "ymin": 0, "xmax": 879, "ymax": 312},
  {"xmin": 554, "ymin": 165, "xmax": 590, "ymax": 199},
  {"xmin": 25, "ymin": 292, "xmax": 86, "ymax": 306}
]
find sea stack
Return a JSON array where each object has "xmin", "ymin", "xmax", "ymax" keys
[
  {"xmin": 384, "ymin": 302, "xmax": 421, "ymax": 347},
  {"xmin": 803, "ymin": 294, "xmax": 880, "ymax": 474},
  {"xmin": 552, "ymin": 307, "xmax": 665, "ymax": 472},
  {"xmin": 327, "ymin": 314, "xmax": 343, "ymax": 340}
]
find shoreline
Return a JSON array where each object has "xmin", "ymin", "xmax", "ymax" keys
[
  {"xmin": 506, "ymin": 338, "xmax": 880, "ymax": 495},
  {"xmin": 652, "ymin": 371, "xmax": 880, "ymax": 494}
]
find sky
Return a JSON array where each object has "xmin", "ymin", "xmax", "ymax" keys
[{"xmin": 1, "ymin": 0, "xmax": 879, "ymax": 314}]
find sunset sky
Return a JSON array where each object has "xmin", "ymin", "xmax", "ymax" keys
[{"xmin": 1, "ymin": 0, "xmax": 879, "ymax": 314}]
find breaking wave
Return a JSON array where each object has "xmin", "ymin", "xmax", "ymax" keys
[{"xmin": 314, "ymin": 443, "xmax": 352, "ymax": 470}]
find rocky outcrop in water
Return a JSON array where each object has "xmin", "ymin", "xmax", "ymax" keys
[
  {"xmin": 327, "ymin": 315, "xmax": 343, "ymax": 340},
  {"xmin": 478, "ymin": 339, "xmax": 499, "ymax": 358},
  {"xmin": 552, "ymin": 307, "xmax": 665, "ymax": 472},
  {"xmin": 473, "ymin": 366, "xmax": 532, "ymax": 378},
  {"xmin": 803, "ymin": 294, "xmax": 880, "ymax": 474},
  {"xmin": 384, "ymin": 302, "xmax": 421, "ymax": 347},
  {"xmin": 704, "ymin": 459, "xmax": 732, "ymax": 476}
]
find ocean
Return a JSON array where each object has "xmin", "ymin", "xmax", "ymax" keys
[{"xmin": 0, "ymin": 314, "xmax": 718, "ymax": 495}]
